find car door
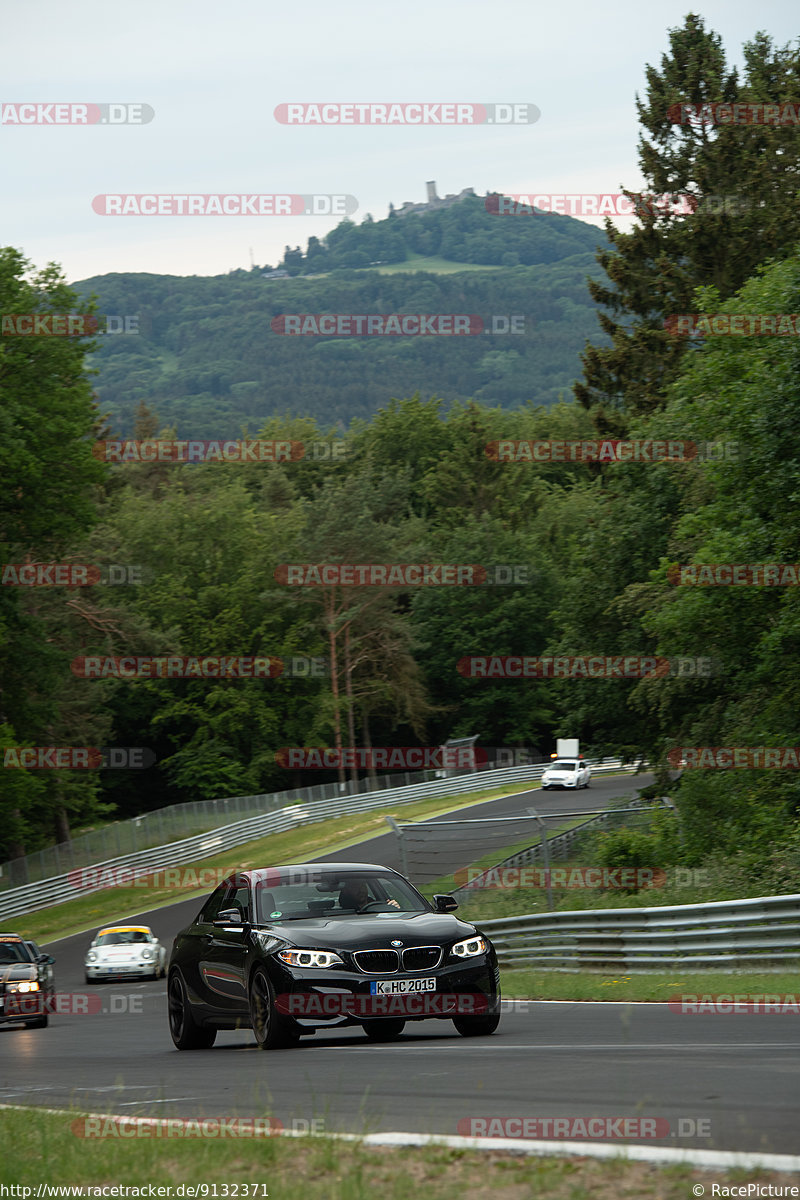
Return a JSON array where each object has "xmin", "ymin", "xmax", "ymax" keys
[
  {"xmin": 197, "ymin": 881, "xmax": 251, "ymax": 1019},
  {"xmin": 179, "ymin": 883, "xmax": 231, "ymax": 1010}
]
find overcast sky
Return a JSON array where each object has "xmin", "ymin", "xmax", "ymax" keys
[{"xmin": 1, "ymin": 0, "xmax": 797, "ymax": 284}]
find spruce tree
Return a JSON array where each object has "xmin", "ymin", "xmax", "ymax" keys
[{"xmin": 575, "ymin": 14, "xmax": 800, "ymax": 431}]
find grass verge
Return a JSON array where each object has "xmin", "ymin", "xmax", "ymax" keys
[
  {"xmin": 500, "ymin": 968, "xmax": 800, "ymax": 1002},
  {"xmin": 367, "ymin": 254, "xmax": 502, "ymax": 274},
  {"xmin": 0, "ymin": 1108, "xmax": 794, "ymax": 1198}
]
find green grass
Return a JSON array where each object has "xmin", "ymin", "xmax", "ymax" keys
[
  {"xmin": 500, "ymin": 968, "xmax": 800, "ymax": 1002},
  {"xmin": 366, "ymin": 254, "xmax": 503, "ymax": 274},
  {"xmin": 0, "ymin": 1107, "xmax": 788, "ymax": 1198}
]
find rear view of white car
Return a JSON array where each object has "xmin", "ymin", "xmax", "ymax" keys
[
  {"xmin": 540, "ymin": 759, "xmax": 591, "ymax": 789},
  {"xmin": 85, "ymin": 925, "xmax": 166, "ymax": 983}
]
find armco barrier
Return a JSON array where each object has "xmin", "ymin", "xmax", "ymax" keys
[
  {"xmin": 0, "ymin": 760, "xmax": 638, "ymax": 922},
  {"xmin": 447, "ymin": 800, "xmax": 668, "ymax": 902},
  {"xmin": 475, "ymin": 894, "xmax": 800, "ymax": 970}
]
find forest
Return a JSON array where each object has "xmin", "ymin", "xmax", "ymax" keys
[
  {"xmin": 2, "ymin": 15, "xmax": 800, "ymax": 901},
  {"xmin": 74, "ymin": 201, "xmax": 607, "ymax": 437}
]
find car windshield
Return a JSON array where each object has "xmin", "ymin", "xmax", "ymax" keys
[
  {"xmin": 549, "ymin": 761, "xmax": 577, "ymax": 770},
  {"xmin": 0, "ymin": 938, "xmax": 33, "ymax": 964},
  {"xmin": 96, "ymin": 930, "xmax": 151, "ymax": 945},
  {"xmin": 254, "ymin": 872, "xmax": 429, "ymax": 922}
]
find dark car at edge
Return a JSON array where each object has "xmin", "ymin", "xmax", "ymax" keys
[
  {"xmin": 0, "ymin": 932, "xmax": 56, "ymax": 1029},
  {"xmin": 167, "ymin": 862, "xmax": 501, "ymax": 1050}
]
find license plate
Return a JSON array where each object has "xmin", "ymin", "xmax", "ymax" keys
[{"xmin": 370, "ymin": 977, "xmax": 436, "ymax": 995}]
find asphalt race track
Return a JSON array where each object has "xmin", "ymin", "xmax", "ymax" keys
[{"xmin": 3, "ymin": 773, "xmax": 799, "ymax": 1156}]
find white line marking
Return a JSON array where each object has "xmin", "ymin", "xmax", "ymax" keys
[{"xmin": 0, "ymin": 1104, "xmax": 797, "ymax": 1173}]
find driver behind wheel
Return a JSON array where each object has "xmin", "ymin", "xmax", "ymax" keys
[{"xmin": 338, "ymin": 880, "xmax": 399, "ymax": 911}]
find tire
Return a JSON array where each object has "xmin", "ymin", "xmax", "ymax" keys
[
  {"xmin": 84, "ymin": 974, "xmax": 92, "ymax": 985},
  {"xmin": 25, "ymin": 1012, "xmax": 48, "ymax": 1029},
  {"xmin": 362, "ymin": 1019, "xmax": 406, "ymax": 1041},
  {"xmin": 453, "ymin": 1013, "xmax": 500, "ymax": 1037},
  {"xmin": 168, "ymin": 971, "xmax": 216, "ymax": 1050},
  {"xmin": 249, "ymin": 967, "xmax": 300, "ymax": 1050}
]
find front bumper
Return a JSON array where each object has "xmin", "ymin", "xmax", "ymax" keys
[
  {"xmin": 270, "ymin": 957, "xmax": 499, "ymax": 1026},
  {"xmin": 86, "ymin": 959, "xmax": 157, "ymax": 979},
  {"xmin": 0, "ymin": 990, "xmax": 47, "ymax": 1021}
]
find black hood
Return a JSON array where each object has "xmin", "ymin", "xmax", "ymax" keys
[{"xmin": 255, "ymin": 910, "xmax": 480, "ymax": 950}]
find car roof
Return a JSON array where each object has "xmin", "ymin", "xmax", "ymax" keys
[
  {"xmin": 237, "ymin": 863, "xmax": 401, "ymax": 883},
  {"xmin": 98, "ymin": 925, "xmax": 153, "ymax": 935}
]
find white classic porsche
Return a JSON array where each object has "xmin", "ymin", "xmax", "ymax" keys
[{"xmin": 85, "ymin": 925, "xmax": 167, "ymax": 983}]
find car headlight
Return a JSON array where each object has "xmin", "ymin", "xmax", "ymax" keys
[
  {"xmin": 7, "ymin": 981, "xmax": 40, "ymax": 993},
  {"xmin": 277, "ymin": 949, "xmax": 344, "ymax": 969},
  {"xmin": 451, "ymin": 936, "xmax": 488, "ymax": 959},
  {"xmin": 140, "ymin": 948, "xmax": 155, "ymax": 960},
  {"xmin": 86, "ymin": 951, "xmax": 97, "ymax": 962}
]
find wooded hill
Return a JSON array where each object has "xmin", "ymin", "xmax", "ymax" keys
[{"xmin": 74, "ymin": 196, "xmax": 608, "ymax": 437}]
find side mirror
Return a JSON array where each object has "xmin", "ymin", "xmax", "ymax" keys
[
  {"xmin": 433, "ymin": 894, "xmax": 459, "ymax": 912},
  {"xmin": 214, "ymin": 908, "xmax": 244, "ymax": 926}
]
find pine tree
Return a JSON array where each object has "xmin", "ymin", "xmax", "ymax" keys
[{"xmin": 575, "ymin": 14, "xmax": 800, "ymax": 431}]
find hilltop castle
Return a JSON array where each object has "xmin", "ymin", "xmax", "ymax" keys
[{"xmin": 393, "ymin": 181, "xmax": 476, "ymax": 218}]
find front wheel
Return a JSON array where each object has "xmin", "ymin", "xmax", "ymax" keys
[
  {"xmin": 168, "ymin": 971, "xmax": 216, "ymax": 1050},
  {"xmin": 362, "ymin": 1019, "xmax": 405, "ymax": 1041},
  {"xmin": 249, "ymin": 968, "xmax": 300, "ymax": 1050},
  {"xmin": 453, "ymin": 1013, "xmax": 500, "ymax": 1037}
]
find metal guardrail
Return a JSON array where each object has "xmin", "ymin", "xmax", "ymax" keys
[
  {"xmin": 0, "ymin": 767, "xmax": 482, "ymax": 890},
  {"xmin": 448, "ymin": 801, "xmax": 666, "ymax": 903},
  {"xmin": 0, "ymin": 760, "xmax": 639, "ymax": 922},
  {"xmin": 475, "ymin": 894, "xmax": 800, "ymax": 970}
]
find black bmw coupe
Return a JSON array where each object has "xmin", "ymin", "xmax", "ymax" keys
[{"xmin": 167, "ymin": 862, "xmax": 501, "ymax": 1050}]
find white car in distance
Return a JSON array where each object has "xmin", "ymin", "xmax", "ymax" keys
[
  {"xmin": 85, "ymin": 925, "xmax": 167, "ymax": 983},
  {"xmin": 540, "ymin": 759, "xmax": 591, "ymax": 790}
]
